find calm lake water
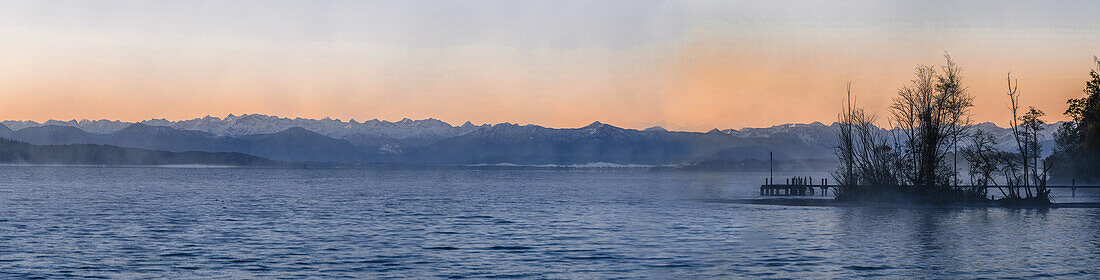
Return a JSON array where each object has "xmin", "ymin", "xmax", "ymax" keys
[{"xmin": 0, "ymin": 166, "xmax": 1097, "ymax": 279}]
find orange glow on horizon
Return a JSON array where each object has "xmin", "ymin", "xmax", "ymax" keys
[{"xmin": 1, "ymin": 2, "xmax": 1097, "ymax": 131}]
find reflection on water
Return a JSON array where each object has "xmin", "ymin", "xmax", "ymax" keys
[{"xmin": 0, "ymin": 166, "xmax": 1096, "ymax": 278}]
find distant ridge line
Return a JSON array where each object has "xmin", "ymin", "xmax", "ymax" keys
[{"xmin": 0, "ymin": 114, "xmax": 1058, "ymax": 134}]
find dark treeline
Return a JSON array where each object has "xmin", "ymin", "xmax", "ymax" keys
[
  {"xmin": 833, "ymin": 54, "xmax": 1100, "ymax": 205},
  {"xmin": 0, "ymin": 138, "xmax": 281, "ymax": 166},
  {"xmin": 1051, "ymin": 57, "xmax": 1100, "ymax": 183}
]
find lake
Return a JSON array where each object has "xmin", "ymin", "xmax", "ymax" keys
[{"xmin": 0, "ymin": 166, "xmax": 1097, "ymax": 279}]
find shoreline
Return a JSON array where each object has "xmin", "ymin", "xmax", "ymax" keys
[{"xmin": 699, "ymin": 198, "xmax": 1100, "ymax": 209}]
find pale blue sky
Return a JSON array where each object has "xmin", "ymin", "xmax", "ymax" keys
[{"xmin": 2, "ymin": 0, "xmax": 1098, "ymax": 130}]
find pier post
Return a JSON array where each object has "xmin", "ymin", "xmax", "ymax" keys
[{"xmin": 1072, "ymin": 179, "xmax": 1076, "ymax": 197}]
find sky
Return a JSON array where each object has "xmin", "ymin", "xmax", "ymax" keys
[{"xmin": 1, "ymin": 0, "xmax": 1098, "ymax": 131}]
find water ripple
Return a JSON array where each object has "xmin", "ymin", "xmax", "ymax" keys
[{"xmin": 0, "ymin": 167, "xmax": 1095, "ymax": 279}]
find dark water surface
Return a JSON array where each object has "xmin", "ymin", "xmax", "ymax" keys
[{"xmin": 0, "ymin": 166, "xmax": 1098, "ymax": 279}]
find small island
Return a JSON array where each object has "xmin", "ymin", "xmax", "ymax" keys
[{"xmin": 818, "ymin": 54, "xmax": 1100, "ymax": 206}]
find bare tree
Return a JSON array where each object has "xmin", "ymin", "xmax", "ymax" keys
[
  {"xmin": 1021, "ymin": 107, "xmax": 1053, "ymax": 196},
  {"xmin": 834, "ymin": 84, "xmax": 904, "ymax": 201},
  {"xmin": 889, "ymin": 54, "xmax": 974, "ymax": 190},
  {"xmin": 1005, "ymin": 73, "xmax": 1053, "ymax": 200},
  {"xmin": 1005, "ymin": 74, "xmax": 1025, "ymax": 198},
  {"xmin": 963, "ymin": 130, "xmax": 999, "ymax": 197},
  {"xmin": 835, "ymin": 83, "xmax": 857, "ymax": 196},
  {"xmin": 851, "ymin": 111, "xmax": 901, "ymax": 188},
  {"xmin": 938, "ymin": 55, "xmax": 972, "ymax": 187},
  {"xmin": 1006, "ymin": 74, "xmax": 1029, "ymax": 198},
  {"xmin": 843, "ymin": 82, "xmax": 855, "ymax": 186}
]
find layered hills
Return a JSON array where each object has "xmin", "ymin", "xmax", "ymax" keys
[{"xmin": 0, "ymin": 115, "xmax": 1061, "ymax": 166}]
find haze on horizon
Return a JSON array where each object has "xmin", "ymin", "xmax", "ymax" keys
[{"xmin": 2, "ymin": 0, "xmax": 1098, "ymax": 131}]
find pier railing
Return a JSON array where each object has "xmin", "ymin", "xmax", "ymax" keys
[{"xmin": 760, "ymin": 177, "xmax": 1099, "ymax": 197}]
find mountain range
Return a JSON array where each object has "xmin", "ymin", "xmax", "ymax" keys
[{"xmin": 0, "ymin": 114, "xmax": 1064, "ymax": 166}]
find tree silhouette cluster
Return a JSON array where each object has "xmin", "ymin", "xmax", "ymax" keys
[
  {"xmin": 831, "ymin": 53, "xmax": 1100, "ymax": 205},
  {"xmin": 834, "ymin": 54, "xmax": 978, "ymax": 203}
]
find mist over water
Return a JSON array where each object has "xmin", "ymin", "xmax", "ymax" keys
[{"xmin": 0, "ymin": 166, "xmax": 1097, "ymax": 278}]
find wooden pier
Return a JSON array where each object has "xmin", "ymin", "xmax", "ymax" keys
[
  {"xmin": 760, "ymin": 184, "xmax": 819, "ymax": 196},
  {"xmin": 760, "ymin": 176, "xmax": 830, "ymax": 196}
]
